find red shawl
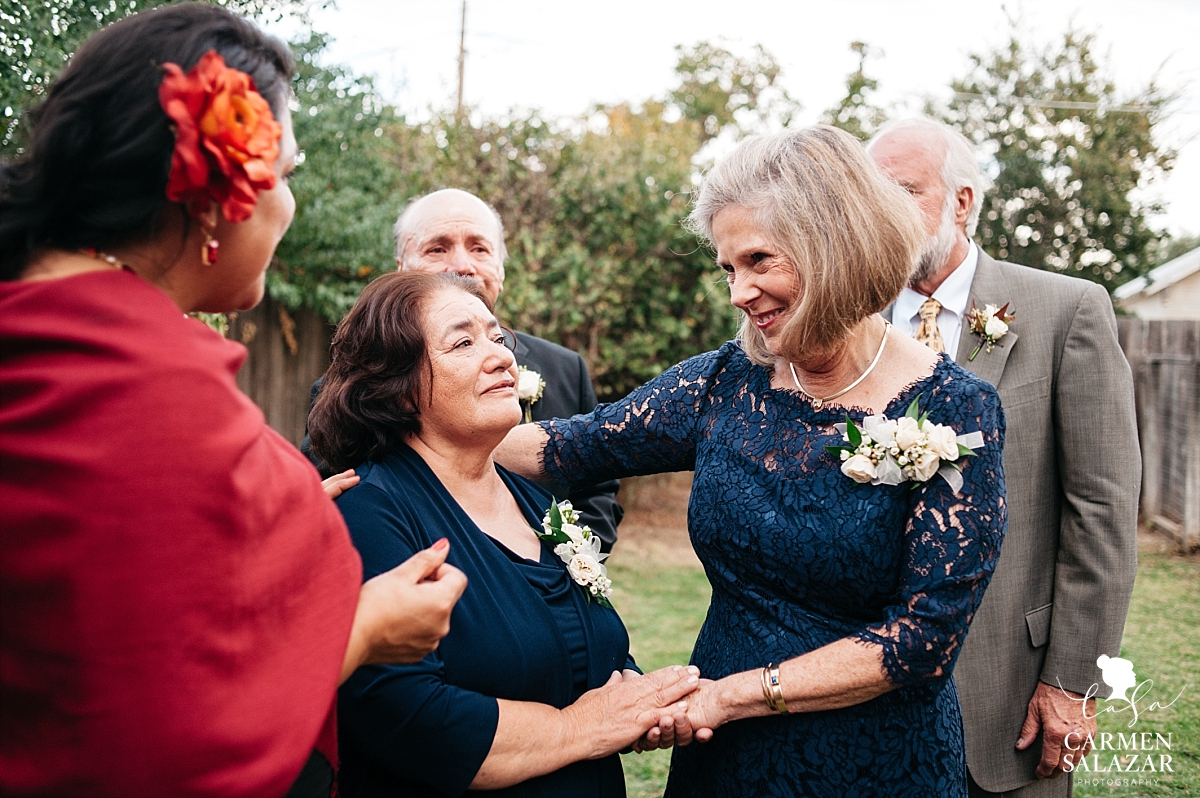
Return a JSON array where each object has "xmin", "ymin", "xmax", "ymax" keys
[{"xmin": 0, "ymin": 270, "xmax": 362, "ymax": 797}]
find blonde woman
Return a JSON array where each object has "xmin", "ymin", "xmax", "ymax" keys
[{"xmin": 498, "ymin": 126, "xmax": 1008, "ymax": 797}]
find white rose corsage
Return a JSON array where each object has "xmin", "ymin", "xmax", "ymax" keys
[
  {"xmin": 825, "ymin": 396, "xmax": 985, "ymax": 494},
  {"xmin": 535, "ymin": 499, "xmax": 613, "ymax": 608},
  {"xmin": 965, "ymin": 302, "xmax": 1014, "ymax": 361},
  {"xmin": 516, "ymin": 365, "xmax": 546, "ymax": 424}
]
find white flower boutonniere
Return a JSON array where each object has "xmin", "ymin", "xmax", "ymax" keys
[
  {"xmin": 965, "ymin": 302, "xmax": 1015, "ymax": 361},
  {"xmin": 825, "ymin": 396, "xmax": 985, "ymax": 494},
  {"xmin": 516, "ymin": 365, "xmax": 546, "ymax": 423},
  {"xmin": 536, "ymin": 499, "xmax": 613, "ymax": 608}
]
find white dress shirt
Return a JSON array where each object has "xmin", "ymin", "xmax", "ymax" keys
[{"xmin": 893, "ymin": 242, "xmax": 979, "ymax": 361}]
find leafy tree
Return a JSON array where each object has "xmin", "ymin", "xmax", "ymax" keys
[
  {"xmin": 945, "ymin": 29, "xmax": 1176, "ymax": 291},
  {"xmin": 0, "ymin": 0, "xmax": 316, "ymax": 155},
  {"xmin": 268, "ymin": 33, "xmax": 402, "ymax": 322},
  {"xmin": 498, "ymin": 101, "xmax": 738, "ymax": 396},
  {"xmin": 267, "ymin": 40, "xmax": 764, "ymax": 397},
  {"xmin": 821, "ymin": 41, "xmax": 886, "ymax": 141},
  {"xmin": 668, "ymin": 40, "xmax": 799, "ymax": 143},
  {"xmin": 276, "ymin": 94, "xmax": 739, "ymax": 398}
]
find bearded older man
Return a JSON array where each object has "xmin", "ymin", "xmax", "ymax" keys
[
  {"xmin": 304, "ymin": 189, "xmax": 622, "ymax": 550},
  {"xmin": 867, "ymin": 118, "xmax": 1139, "ymax": 798}
]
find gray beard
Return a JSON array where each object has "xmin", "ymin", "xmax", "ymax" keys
[{"xmin": 912, "ymin": 196, "xmax": 959, "ymax": 287}]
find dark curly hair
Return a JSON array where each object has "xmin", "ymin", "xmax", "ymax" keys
[
  {"xmin": 0, "ymin": 3, "xmax": 293, "ymax": 280},
  {"xmin": 308, "ymin": 271, "xmax": 487, "ymax": 472}
]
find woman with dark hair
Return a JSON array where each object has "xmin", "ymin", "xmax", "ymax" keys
[
  {"xmin": 496, "ymin": 127, "xmax": 1008, "ymax": 797},
  {"xmin": 0, "ymin": 5, "xmax": 466, "ymax": 797},
  {"xmin": 308, "ymin": 270, "xmax": 701, "ymax": 798}
]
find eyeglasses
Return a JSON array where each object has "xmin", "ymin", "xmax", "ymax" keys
[{"xmin": 499, "ymin": 326, "xmax": 517, "ymax": 352}]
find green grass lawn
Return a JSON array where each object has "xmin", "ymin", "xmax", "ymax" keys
[
  {"xmin": 607, "ymin": 553, "xmax": 711, "ymax": 798},
  {"xmin": 611, "ymin": 545, "xmax": 1200, "ymax": 797}
]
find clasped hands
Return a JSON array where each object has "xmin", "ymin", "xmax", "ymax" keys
[
  {"xmin": 567, "ymin": 668, "xmax": 724, "ymax": 756},
  {"xmin": 630, "ymin": 668, "xmax": 719, "ymax": 753}
]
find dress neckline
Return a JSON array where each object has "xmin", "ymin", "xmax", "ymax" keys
[
  {"xmin": 393, "ymin": 443, "xmax": 559, "ymax": 569},
  {"xmin": 486, "ymin": 531, "xmax": 557, "ymax": 568},
  {"xmin": 756, "ymin": 352, "xmax": 954, "ymax": 421}
]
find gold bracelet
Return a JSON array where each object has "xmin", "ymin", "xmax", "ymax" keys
[
  {"xmin": 766, "ymin": 663, "xmax": 789, "ymax": 714},
  {"xmin": 760, "ymin": 665, "xmax": 775, "ymax": 710}
]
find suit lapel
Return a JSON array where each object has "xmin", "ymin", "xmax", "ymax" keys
[
  {"xmin": 513, "ymin": 331, "xmax": 530, "ymax": 368},
  {"xmin": 957, "ymin": 252, "xmax": 1018, "ymax": 387}
]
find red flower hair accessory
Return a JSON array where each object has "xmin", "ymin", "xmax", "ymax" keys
[{"xmin": 159, "ymin": 50, "xmax": 282, "ymax": 223}]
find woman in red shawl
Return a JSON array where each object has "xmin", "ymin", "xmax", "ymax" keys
[{"xmin": 0, "ymin": 5, "xmax": 466, "ymax": 797}]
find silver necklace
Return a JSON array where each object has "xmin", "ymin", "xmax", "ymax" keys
[{"xmin": 788, "ymin": 321, "xmax": 891, "ymax": 411}]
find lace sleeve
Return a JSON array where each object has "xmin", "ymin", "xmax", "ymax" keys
[
  {"xmin": 854, "ymin": 378, "xmax": 1007, "ymax": 687},
  {"xmin": 539, "ymin": 348, "xmax": 731, "ymax": 489}
]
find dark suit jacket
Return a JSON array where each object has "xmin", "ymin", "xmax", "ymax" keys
[
  {"xmin": 302, "ymin": 330, "xmax": 623, "ymax": 550},
  {"xmin": 890, "ymin": 251, "xmax": 1139, "ymax": 791}
]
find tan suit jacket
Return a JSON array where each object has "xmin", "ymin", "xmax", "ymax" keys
[{"xmin": 891, "ymin": 252, "xmax": 1140, "ymax": 791}]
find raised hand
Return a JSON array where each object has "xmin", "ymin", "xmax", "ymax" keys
[{"xmin": 340, "ymin": 539, "xmax": 468, "ymax": 682}]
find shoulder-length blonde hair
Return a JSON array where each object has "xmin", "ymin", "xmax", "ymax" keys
[{"xmin": 686, "ymin": 125, "xmax": 924, "ymax": 366}]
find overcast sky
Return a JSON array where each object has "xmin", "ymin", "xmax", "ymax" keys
[{"xmin": 271, "ymin": 0, "xmax": 1200, "ymax": 238}]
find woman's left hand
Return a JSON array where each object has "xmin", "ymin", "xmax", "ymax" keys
[{"xmin": 321, "ymin": 469, "xmax": 359, "ymax": 499}]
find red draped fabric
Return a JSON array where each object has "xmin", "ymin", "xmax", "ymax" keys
[{"xmin": 0, "ymin": 269, "xmax": 362, "ymax": 797}]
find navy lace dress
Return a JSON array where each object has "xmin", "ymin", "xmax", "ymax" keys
[{"xmin": 539, "ymin": 342, "xmax": 1007, "ymax": 798}]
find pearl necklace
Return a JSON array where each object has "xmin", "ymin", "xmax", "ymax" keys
[{"xmin": 789, "ymin": 321, "xmax": 891, "ymax": 411}]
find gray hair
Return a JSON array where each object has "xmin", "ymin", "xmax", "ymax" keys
[
  {"xmin": 867, "ymin": 117, "xmax": 991, "ymax": 237},
  {"xmin": 392, "ymin": 189, "xmax": 509, "ymax": 275},
  {"xmin": 686, "ymin": 125, "xmax": 925, "ymax": 365}
]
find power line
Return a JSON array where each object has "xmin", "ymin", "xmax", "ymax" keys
[{"xmin": 951, "ymin": 92, "xmax": 1158, "ymax": 114}]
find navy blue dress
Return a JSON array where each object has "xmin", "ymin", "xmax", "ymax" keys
[
  {"xmin": 336, "ymin": 444, "xmax": 635, "ymax": 798},
  {"xmin": 539, "ymin": 343, "xmax": 1007, "ymax": 798}
]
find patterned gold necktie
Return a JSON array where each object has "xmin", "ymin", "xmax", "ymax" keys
[{"xmin": 914, "ymin": 297, "xmax": 946, "ymax": 353}]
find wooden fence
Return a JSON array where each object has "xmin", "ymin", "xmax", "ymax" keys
[
  {"xmin": 1117, "ymin": 318, "xmax": 1200, "ymax": 549},
  {"xmin": 227, "ymin": 295, "xmax": 333, "ymax": 447}
]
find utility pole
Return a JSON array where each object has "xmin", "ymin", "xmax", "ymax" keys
[{"xmin": 455, "ymin": 0, "xmax": 467, "ymax": 121}]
